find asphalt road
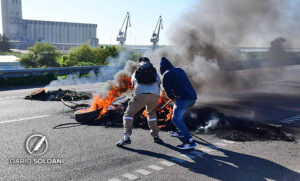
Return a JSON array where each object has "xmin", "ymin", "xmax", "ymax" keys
[{"xmin": 0, "ymin": 65, "xmax": 300, "ymax": 181}]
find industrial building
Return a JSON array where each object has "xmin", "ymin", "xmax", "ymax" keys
[{"xmin": 1, "ymin": 0, "xmax": 99, "ymax": 50}]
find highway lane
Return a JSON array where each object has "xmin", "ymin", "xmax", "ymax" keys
[
  {"xmin": 0, "ymin": 111, "xmax": 299, "ymax": 181},
  {"xmin": 0, "ymin": 65, "xmax": 299, "ymax": 180}
]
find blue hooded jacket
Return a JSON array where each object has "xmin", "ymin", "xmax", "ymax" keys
[{"xmin": 160, "ymin": 57, "xmax": 197, "ymax": 100}]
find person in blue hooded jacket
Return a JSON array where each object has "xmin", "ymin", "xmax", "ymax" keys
[{"xmin": 160, "ymin": 57, "xmax": 197, "ymax": 150}]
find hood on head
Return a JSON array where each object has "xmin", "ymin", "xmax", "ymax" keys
[{"xmin": 160, "ymin": 57, "xmax": 174, "ymax": 74}]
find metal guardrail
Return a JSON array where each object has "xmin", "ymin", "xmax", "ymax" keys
[{"xmin": 0, "ymin": 66, "xmax": 124, "ymax": 78}]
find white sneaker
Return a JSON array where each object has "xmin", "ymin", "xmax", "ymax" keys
[
  {"xmin": 116, "ymin": 137, "xmax": 131, "ymax": 147},
  {"xmin": 169, "ymin": 131, "xmax": 184, "ymax": 138},
  {"xmin": 177, "ymin": 141, "xmax": 197, "ymax": 150}
]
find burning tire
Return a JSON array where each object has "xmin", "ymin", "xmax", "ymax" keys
[
  {"xmin": 25, "ymin": 88, "xmax": 47, "ymax": 100},
  {"xmin": 74, "ymin": 109, "xmax": 102, "ymax": 123}
]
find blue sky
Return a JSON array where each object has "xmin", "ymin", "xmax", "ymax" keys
[{"xmin": 1, "ymin": 0, "xmax": 195, "ymax": 45}]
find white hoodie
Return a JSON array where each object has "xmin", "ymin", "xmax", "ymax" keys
[{"xmin": 131, "ymin": 72, "xmax": 161, "ymax": 96}]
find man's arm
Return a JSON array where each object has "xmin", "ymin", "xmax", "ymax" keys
[
  {"xmin": 162, "ymin": 73, "xmax": 175, "ymax": 100},
  {"xmin": 157, "ymin": 74, "xmax": 161, "ymax": 89},
  {"xmin": 131, "ymin": 72, "xmax": 136, "ymax": 88}
]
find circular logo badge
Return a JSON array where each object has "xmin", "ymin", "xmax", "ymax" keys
[{"xmin": 26, "ymin": 134, "xmax": 48, "ymax": 155}]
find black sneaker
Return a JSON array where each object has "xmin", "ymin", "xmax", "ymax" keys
[
  {"xmin": 169, "ymin": 131, "xmax": 184, "ymax": 138},
  {"xmin": 177, "ymin": 140, "xmax": 197, "ymax": 150},
  {"xmin": 154, "ymin": 136, "xmax": 163, "ymax": 143},
  {"xmin": 116, "ymin": 137, "xmax": 131, "ymax": 147}
]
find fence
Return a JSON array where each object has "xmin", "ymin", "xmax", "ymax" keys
[{"xmin": 0, "ymin": 66, "xmax": 123, "ymax": 78}]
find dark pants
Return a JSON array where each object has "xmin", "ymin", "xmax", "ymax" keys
[{"xmin": 172, "ymin": 99, "xmax": 196, "ymax": 140}]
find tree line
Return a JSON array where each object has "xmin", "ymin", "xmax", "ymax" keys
[{"xmin": 19, "ymin": 42, "xmax": 141, "ymax": 68}]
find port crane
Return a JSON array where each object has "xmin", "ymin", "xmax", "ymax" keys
[
  {"xmin": 116, "ymin": 12, "xmax": 131, "ymax": 45},
  {"xmin": 150, "ymin": 16, "xmax": 163, "ymax": 49}
]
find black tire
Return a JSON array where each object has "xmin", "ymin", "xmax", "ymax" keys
[
  {"xmin": 74, "ymin": 109, "xmax": 102, "ymax": 123},
  {"xmin": 25, "ymin": 89, "xmax": 47, "ymax": 100}
]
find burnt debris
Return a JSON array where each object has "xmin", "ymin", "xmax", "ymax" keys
[
  {"xmin": 60, "ymin": 95, "xmax": 295, "ymax": 142},
  {"xmin": 71, "ymin": 96, "xmax": 175, "ymax": 129},
  {"xmin": 25, "ymin": 88, "xmax": 92, "ymax": 101},
  {"xmin": 186, "ymin": 107, "xmax": 295, "ymax": 142}
]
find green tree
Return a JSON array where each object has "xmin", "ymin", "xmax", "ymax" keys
[
  {"xmin": 93, "ymin": 46, "xmax": 119, "ymax": 65},
  {"xmin": 66, "ymin": 44, "xmax": 95, "ymax": 66},
  {"xmin": 74, "ymin": 61, "xmax": 97, "ymax": 67},
  {"xmin": 0, "ymin": 34, "xmax": 10, "ymax": 52},
  {"xmin": 57, "ymin": 55, "xmax": 69, "ymax": 67},
  {"xmin": 20, "ymin": 42, "xmax": 60, "ymax": 68},
  {"xmin": 63, "ymin": 44, "xmax": 120, "ymax": 67}
]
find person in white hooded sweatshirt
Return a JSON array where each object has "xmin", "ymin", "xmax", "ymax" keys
[{"xmin": 116, "ymin": 57, "xmax": 163, "ymax": 146}]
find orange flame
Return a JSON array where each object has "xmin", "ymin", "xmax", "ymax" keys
[
  {"xmin": 79, "ymin": 74, "xmax": 133, "ymax": 119},
  {"xmin": 79, "ymin": 74, "xmax": 174, "ymax": 127},
  {"xmin": 159, "ymin": 90, "xmax": 173, "ymax": 105},
  {"xmin": 34, "ymin": 87, "xmax": 48, "ymax": 94},
  {"xmin": 143, "ymin": 90, "xmax": 174, "ymax": 128},
  {"xmin": 157, "ymin": 91, "xmax": 173, "ymax": 127},
  {"xmin": 142, "ymin": 110, "xmax": 147, "ymax": 118}
]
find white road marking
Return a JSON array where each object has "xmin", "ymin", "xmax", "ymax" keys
[
  {"xmin": 107, "ymin": 178, "xmax": 122, "ymax": 181},
  {"xmin": 0, "ymin": 115, "xmax": 50, "ymax": 124},
  {"xmin": 190, "ymin": 150, "xmax": 205, "ymax": 156},
  {"xmin": 215, "ymin": 142, "xmax": 228, "ymax": 147},
  {"xmin": 221, "ymin": 140, "xmax": 235, "ymax": 144},
  {"xmin": 0, "ymin": 95, "xmax": 46, "ymax": 99},
  {"xmin": 160, "ymin": 160, "xmax": 176, "ymax": 167},
  {"xmin": 135, "ymin": 169, "xmax": 152, "ymax": 175},
  {"xmin": 197, "ymin": 147, "xmax": 213, "ymax": 153},
  {"xmin": 122, "ymin": 173, "xmax": 140, "ymax": 180},
  {"xmin": 0, "ymin": 96, "xmax": 24, "ymax": 99},
  {"xmin": 179, "ymin": 154, "xmax": 196, "ymax": 159},
  {"xmin": 170, "ymin": 157, "xmax": 186, "ymax": 163},
  {"xmin": 148, "ymin": 165, "xmax": 164, "ymax": 171}
]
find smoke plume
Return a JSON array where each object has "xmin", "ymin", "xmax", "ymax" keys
[
  {"xmin": 146, "ymin": 0, "xmax": 300, "ymax": 96},
  {"xmin": 99, "ymin": 60, "xmax": 137, "ymax": 95}
]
